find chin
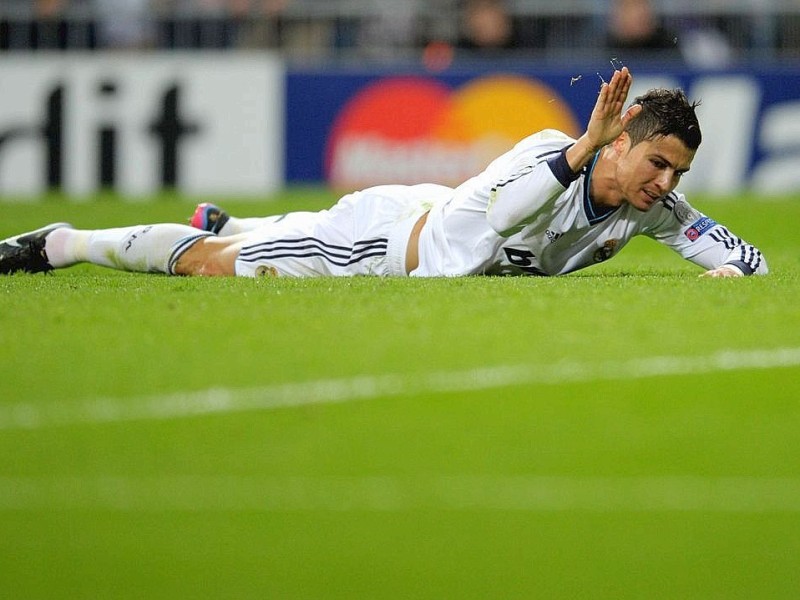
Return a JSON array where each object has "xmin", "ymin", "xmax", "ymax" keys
[
  {"xmin": 625, "ymin": 196, "xmax": 653, "ymax": 212},
  {"xmin": 636, "ymin": 193, "xmax": 659, "ymax": 211}
]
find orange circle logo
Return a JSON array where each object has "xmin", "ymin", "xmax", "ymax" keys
[{"xmin": 326, "ymin": 75, "xmax": 579, "ymax": 189}]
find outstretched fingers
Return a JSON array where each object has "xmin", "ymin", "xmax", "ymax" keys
[
  {"xmin": 594, "ymin": 68, "xmax": 631, "ymax": 119},
  {"xmin": 586, "ymin": 67, "xmax": 634, "ymax": 148},
  {"xmin": 566, "ymin": 67, "xmax": 634, "ymax": 170},
  {"xmin": 605, "ymin": 67, "xmax": 632, "ymax": 115}
]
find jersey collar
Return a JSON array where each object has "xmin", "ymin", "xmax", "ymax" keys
[{"xmin": 583, "ymin": 152, "xmax": 619, "ymax": 225}]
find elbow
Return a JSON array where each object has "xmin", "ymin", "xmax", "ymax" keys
[{"xmin": 486, "ymin": 208, "xmax": 520, "ymax": 238}]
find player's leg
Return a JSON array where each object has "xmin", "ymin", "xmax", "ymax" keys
[
  {"xmin": 45, "ymin": 224, "xmax": 214, "ymax": 274},
  {"xmin": 172, "ymin": 234, "xmax": 246, "ymax": 276},
  {"xmin": 190, "ymin": 202, "xmax": 294, "ymax": 237},
  {"xmin": 0, "ymin": 223, "xmax": 72, "ymax": 274},
  {"xmin": 190, "ymin": 203, "xmax": 230, "ymax": 234},
  {"xmin": 1, "ymin": 222, "xmax": 213, "ymax": 275},
  {"xmin": 231, "ymin": 186, "xmax": 433, "ymax": 278}
]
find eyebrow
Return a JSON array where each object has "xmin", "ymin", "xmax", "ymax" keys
[{"xmin": 653, "ymin": 154, "xmax": 691, "ymax": 173}]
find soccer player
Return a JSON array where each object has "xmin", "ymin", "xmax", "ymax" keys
[{"xmin": 0, "ymin": 68, "xmax": 766, "ymax": 279}]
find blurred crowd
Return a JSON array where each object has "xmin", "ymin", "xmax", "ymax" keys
[{"xmin": 2, "ymin": 0, "xmax": 800, "ymax": 64}]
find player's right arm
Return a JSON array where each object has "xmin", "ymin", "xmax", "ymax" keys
[
  {"xmin": 485, "ymin": 150, "xmax": 569, "ymax": 237},
  {"xmin": 487, "ymin": 68, "xmax": 640, "ymax": 237},
  {"xmin": 565, "ymin": 67, "xmax": 641, "ymax": 174}
]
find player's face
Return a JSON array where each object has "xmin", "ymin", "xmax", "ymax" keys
[{"xmin": 616, "ymin": 134, "xmax": 695, "ymax": 211}]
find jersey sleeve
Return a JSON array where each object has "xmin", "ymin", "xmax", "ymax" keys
[
  {"xmin": 646, "ymin": 195, "xmax": 768, "ymax": 275},
  {"xmin": 486, "ymin": 136, "xmax": 576, "ymax": 238}
]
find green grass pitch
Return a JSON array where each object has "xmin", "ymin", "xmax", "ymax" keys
[{"xmin": 1, "ymin": 189, "xmax": 799, "ymax": 599}]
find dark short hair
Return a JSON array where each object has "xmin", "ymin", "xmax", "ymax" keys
[{"xmin": 625, "ymin": 89, "xmax": 702, "ymax": 150}]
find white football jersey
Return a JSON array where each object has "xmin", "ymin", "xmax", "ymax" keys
[{"xmin": 415, "ymin": 129, "xmax": 767, "ymax": 277}]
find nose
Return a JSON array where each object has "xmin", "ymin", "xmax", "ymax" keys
[{"xmin": 655, "ymin": 169, "xmax": 673, "ymax": 193}]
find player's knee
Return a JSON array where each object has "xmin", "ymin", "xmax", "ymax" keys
[{"xmin": 174, "ymin": 236, "xmax": 239, "ymax": 276}]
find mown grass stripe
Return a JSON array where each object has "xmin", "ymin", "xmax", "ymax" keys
[
  {"xmin": 2, "ymin": 346, "xmax": 799, "ymax": 430},
  {"xmin": 1, "ymin": 474, "xmax": 799, "ymax": 513}
]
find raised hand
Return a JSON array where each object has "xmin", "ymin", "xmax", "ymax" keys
[
  {"xmin": 565, "ymin": 67, "xmax": 641, "ymax": 175},
  {"xmin": 585, "ymin": 67, "xmax": 640, "ymax": 151}
]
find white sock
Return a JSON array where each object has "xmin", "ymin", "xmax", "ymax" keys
[
  {"xmin": 45, "ymin": 224, "xmax": 210, "ymax": 274},
  {"xmin": 219, "ymin": 214, "xmax": 286, "ymax": 236}
]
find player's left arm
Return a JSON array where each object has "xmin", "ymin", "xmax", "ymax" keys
[
  {"xmin": 647, "ymin": 198, "xmax": 768, "ymax": 277},
  {"xmin": 693, "ymin": 224, "xmax": 769, "ymax": 277}
]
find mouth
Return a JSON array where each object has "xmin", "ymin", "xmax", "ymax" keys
[{"xmin": 642, "ymin": 189, "xmax": 661, "ymax": 204}]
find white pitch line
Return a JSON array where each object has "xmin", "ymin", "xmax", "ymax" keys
[
  {"xmin": 1, "ymin": 474, "xmax": 800, "ymax": 513},
  {"xmin": 1, "ymin": 346, "xmax": 799, "ymax": 431}
]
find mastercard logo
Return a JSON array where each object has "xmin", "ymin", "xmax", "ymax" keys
[{"xmin": 326, "ymin": 75, "xmax": 580, "ymax": 189}]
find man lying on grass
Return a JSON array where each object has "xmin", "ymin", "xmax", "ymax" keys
[{"xmin": 1, "ymin": 68, "xmax": 766, "ymax": 279}]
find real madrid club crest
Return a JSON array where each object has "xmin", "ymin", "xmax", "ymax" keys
[
  {"xmin": 672, "ymin": 199, "xmax": 699, "ymax": 225},
  {"xmin": 255, "ymin": 265, "xmax": 279, "ymax": 277},
  {"xmin": 594, "ymin": 239, "xmax": 619, "ymax": 263}
]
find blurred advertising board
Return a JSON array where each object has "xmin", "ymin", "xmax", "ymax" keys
[
  {"xmin": 4, "ymin": 57, "xmax": 800, "ymax": 198},
  {"xmin": 287, "ymin": 65, "xmax": 800, "ymax": 195},
  {"xmin": 0, "ymin": 53, "xmax": 284, "ymax": 198}
]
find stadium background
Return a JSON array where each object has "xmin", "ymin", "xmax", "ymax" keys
[
  {"xmin": 2, "ymin": 2, "xmax": 800, "ymax": 599},
  {"xmin": 3, "ymin": 0, "xmax": 800, "ymax": 199}
]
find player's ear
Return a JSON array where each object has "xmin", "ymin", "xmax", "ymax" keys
[{"xmin": 611, "ymin": 131, "xmax": 632, "ymax": 155}]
